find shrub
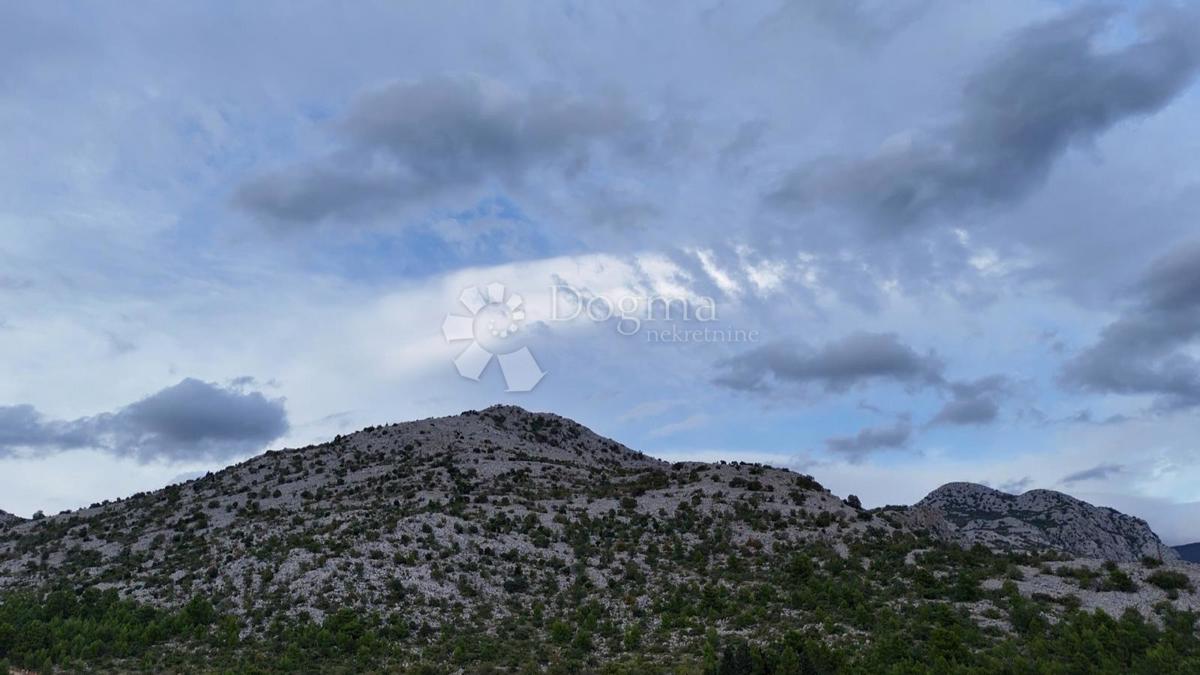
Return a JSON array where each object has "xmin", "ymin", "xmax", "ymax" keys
[
  {"xmin": 1146, "ymin": 570, "xmax": 1192, "ymax": 592},
  {"xmin": 1101, "ymin": 568, "xmax": 1136, "ymax": 593}
]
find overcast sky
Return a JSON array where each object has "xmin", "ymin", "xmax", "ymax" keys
[{"xmin": 3, "ymin": 1, "xmax": 1200, "ymax": 544}]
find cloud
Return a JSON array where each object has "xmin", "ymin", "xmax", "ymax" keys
[
  {"xmin": 0, "ymin": 378, "xmax": 288, "ymax": 462},
  {"xmin": 0, "ymin": 404, "xmax": 90, "ymax": 450},
  {"xmin": 1061, "ymin": 463, "xmax": 1125, "ymax": 485},
  {"xmin": 824, "ymin": 419, "xmax": 912, "ymax": 462},
  {"xmin": 998, "ymin": 476, "xmax": 1033, "ymax": 494},
  {"xmin": 930, "ymin": 397, "xmax": 999, "ymax": 426},
  {"xmin": 235, "ymin": 74, "xmax": 653, "ymax": 226},
  {"xmin": 769, "ymin": 5, "xmax": 1200, "ymax": 228},
  {"xmin": 0, "ymin": 275, "xmax": 34, "ymax": 291},
  {"xmin": 929, "ymin": 374, "xmax": 1010, "ymax": 426},
  {"xmin": 618, "ymin": 399, "xmax": 683, "ymax": 423},
  {"xmin": 713, "ymin": 332, "xmax": 944, "ymax": 394},
  {"xmin": 757, "ymin": 0, "xmax": 931, "ymax": 47},
  {"xmin": 648, "ymin": 413, "xmax": 710, "ymax": 439},
  {"xmin": 1061, "ymin": 242, "xmax": 1200, "ymax": 410}
]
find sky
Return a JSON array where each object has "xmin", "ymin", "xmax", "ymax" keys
[{"xmin": 3, "ymin": 1, "xmax": 1200, "ymax": 544}]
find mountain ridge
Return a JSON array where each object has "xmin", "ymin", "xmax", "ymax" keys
[
  {"xmin": 910, "ymin": 480, "xmax": 1178, "ymax": 563},
  {"xmin": 0, "ymin": 408, "xmax": 1182, "ymax": 567},
  {"xmin": 0, "ymin": 405, "xmax": 1195, "ymax": 667},
  {"xmin": 0, "ymin": 405, "xmax": 881, "ymax": 627},
  {"xmin": 1177, "ymin": 542, "xmax": 1200, "ymax": 563}
]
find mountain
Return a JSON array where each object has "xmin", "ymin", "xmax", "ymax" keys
[
  {"xmin": 1177, "ymin": 542, "xmax": 1200, "ymax": 563},
  {"xmin": 0, "ymin": 405, "xmax": 880, "ymax": 627},
  {"xmin": 911, "ymin": 482, "xmax": 1179, "ymax": 562},
  {"xmin": 0, "ymin": 509, "xmax": 20, "ymax": 527},
  {"xmin": 1, "ymin": 406, "xmax": 1197, "ymax": 673}
]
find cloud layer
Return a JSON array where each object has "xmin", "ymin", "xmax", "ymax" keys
[
  {"xmin": 0, "ymin": 379, "xmax": 288, "ymax": 462},
  {"xmin": 1, "ymin": 1, "xmax": 1199, "ymax": 540},
  {"xmin": 825, "ymin": 419, "xmax": 912, "ymax": 462},
  {"xmin": 770, "ymin": 5, "xmax": 1200, "ymax": 229},
  {"xmin": 236, "ymin": 74, "xmax": 662, "ymax": 228},
  {"xmin": 1062, "ymin": 242, "xmax": 1200, "ymax": 410},
  {"xmin": 714, "ymin": 332, "xmax": 945, "ymax": 394}
]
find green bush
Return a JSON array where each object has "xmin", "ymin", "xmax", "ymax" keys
[
  {"xmin": 1147, "ymin": 570, "xmax": 1192, "ymax": 592},
  {"xmin": 1102, "ymin": 568, "xmax": 1137, "ymax": 593}
]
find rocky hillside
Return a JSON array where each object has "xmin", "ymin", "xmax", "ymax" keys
[
  {"xmin": 1, "ymin": 406, "xmax": 1197, "ymax": 672},
  {"xmin": 0, "ymin": 510, "xmax": 20, "ymax": 527},
  {"xmin": 911, "ymin": 482, "xmax": 1178, "ymax": 562},
  {"xmin": 0, "ymin": 405, "xmax": 888, "ymax": 632}
]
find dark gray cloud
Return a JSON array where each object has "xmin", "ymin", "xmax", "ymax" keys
[
  {"xmin": 0, "ymin": 405, "xmax": 87, "ymax": 449},
  {"xmin": 1061, "ymin": 242, "xmax": 1200, "ymax": 410},
  {"xmin": 718, "ymin": 120, "xmax": 769, "ymax": 172},
  {"xmin": 236, "ymin": 74, "xmax": 653, "ymax": 225},
  {"xmin": 929, "ymin": 375, "xmax": 1010, "ymax": 426},
  {"xmin": 714, "ymin": 332, "xmax": 944, "ymax": 394},
  {"xmin": 0, "ymin": 378, "xmax": 288, "ymax": 462},
  {"xmin": 756, "ymin": 0, "xmax": 931, "ymax": 48},
  {"xmin": 930, "ymin": 397, "xmax": 999, "ymax": 426},
  {"xmin": 1134, "ymin": 239, "xmax": 1200, "ymax": 312},
  {"xmin": 1061, "ymin": 463, "xmax": 1124, "ymax": 485},
  {"xmin": 825, "ymin": 419, "xmax": 912, "ymax": 462},
  {"xmin": 998, "ymin": 477, "xmax": 1033, "ymax": 494},
  {"xmin": 769, "ymin": 5, "xmax": 1200, "ymax": 229}
]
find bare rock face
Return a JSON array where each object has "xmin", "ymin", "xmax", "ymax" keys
[
  {"xmin": 913, "ymin": 482, "xmax": 1178, "ymax": 562},
  {"xmin": 0, "ymin": 510, "xmax": 21, "ymax": 527}
]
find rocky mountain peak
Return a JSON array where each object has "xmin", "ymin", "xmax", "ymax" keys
[
  {"xmin": 0, "ymin": 407, "xmax": 865, "ymax": 631},
  {"xmin": 914, "ymin": 481, "xmax": 1178, "ymax": 562}
]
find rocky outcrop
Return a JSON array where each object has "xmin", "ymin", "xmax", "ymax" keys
[
  {"xmin": 912, "ymin": 482, "xmax": 1178, "ymax": 562},
  {"xmin": 0, "ymin": 510, "xmax": 21, "ymax": 527}
]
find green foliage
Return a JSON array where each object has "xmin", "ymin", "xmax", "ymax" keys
[
  {"xmin": 0, "ymin": 587, "xmax": 224, "ymax": 672},
  {"xmin": 1102, "ymin": 568, "xmax": 1137, "ymax": 593},
  {"xmin": 1146, "ymin": 570, "xmax": 1192, "ymax": 592},
  {"xmin": 4, "ymin": 563, "xmax": 1200, "ymax": 674},
  {"xmin": 718, "ymin": 605, "xmax": 1200, "ymax": 675}
]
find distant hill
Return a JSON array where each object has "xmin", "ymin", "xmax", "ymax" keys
[
  {"xmin": 911, "ymin": 482, "xmax": 1179, "ymax": 562},
  {"xmin": 1176, "ymin": 542, "xmax": 1200, "ymax": 562}
]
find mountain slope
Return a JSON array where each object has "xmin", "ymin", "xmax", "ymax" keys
[
  {"xmin": 1, "ymin": 406, "xmax": 1198, "ymax": 672},
  {"xmin": 0, "ymin": 405, "xmax": 886, "ymax": 630},
  {"xmin": 1176, "ymin": 542, "xmax": 1200, "ymax": 563},
  {"xmin": 0, "ymin": 509, "xmax": 21, "ymax": 527},
  {"xmin": 911, "ymin": 482, "xmax": 1178, "ymax": 562}
]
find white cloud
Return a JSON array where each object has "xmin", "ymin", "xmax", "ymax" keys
[{"xmin": 648, "ymin": 413, "xmax": 711, "ymax": 438}]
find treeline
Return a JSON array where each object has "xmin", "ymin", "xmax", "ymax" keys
[
  {"xmin": 715, "ymin": 602, "xmax": 1200, "ymax": 674},
  {"xmin": 3, "ymin": 546, "xmax": 1200, "ymax": 675},
  {"xmin": 0, "ymin": 588, "xmax": 230, "ymax": 673}
]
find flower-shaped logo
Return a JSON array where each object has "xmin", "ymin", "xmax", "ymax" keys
[{"xmin": 441, "ymin": 283, "xmax": 546, "ymax": 392}]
